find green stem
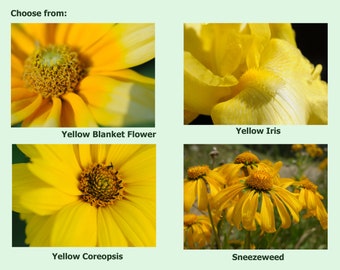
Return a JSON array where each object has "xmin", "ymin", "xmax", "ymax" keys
[
  {"xmin": 244, "ymin": 231, "xmax": 251, "ymax": 249},
  {"xmin": 267, "ymin": 227, "xmax": 282, "ymax": 248},
  {"xmin": 207, "ymin": 202, "xmax": 222, "ymax": 249}
]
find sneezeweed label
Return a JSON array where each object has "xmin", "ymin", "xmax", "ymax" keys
[
  {"xmin": 11, "ymin": 23, "xmax": 155, "ymax": 127},
  {"xmin": 183, "ymin": 144, "xmax": 328, "ymax": 249},
  {"xmin": 184, "ymin": 23, "xmax": 328, "ymax": 125}
]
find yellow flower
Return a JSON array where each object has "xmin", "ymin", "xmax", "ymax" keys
[
  {"xmin": 293, "ymin": 177, "xmax": 328, "ymax": 229},
  {"xmin": 12, "ymin": 144, "xmax": 156, "ymax": 246},
  {"xmin": 11, "ymin": 23, "xmax": 155, "ymax": 127},
  {"xmin": 184, "ymin": 213, "xmax": 212, "ymax": 248},
  {"xmin": 184, "ymin": 23, "xmax": 327, "ymax": 125},
  {"xmin": 214, "ymin": 168, "xmax": 302, "ymax": 233},
  {"xmin": 184, "ymin": 165, "xmax": 225, "ymax": 211}
]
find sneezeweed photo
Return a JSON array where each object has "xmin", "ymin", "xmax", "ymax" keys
[
  {"xmin": 183, "ymin": 145, "xmax": 327, "ymax": 249},
  {"xmin": 184, "ymin": 23, "xmax": 328, "ymax": 125},
  {"xmin": 11, "ymin": 23, "xmax": 155, "ymax": 127},
  {"xmin": 12, "ymin": 144, "xmax": 156, "ymax": 247}
]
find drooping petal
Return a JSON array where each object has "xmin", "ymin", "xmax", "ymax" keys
[
  {"xmin": 260, "ymin": 193, "xmax": 276, "ymax": 233},
  {"xmin": 184, "ymin": 181, "xmax": 197, "ymax": 212},
  {"xmin": 241, "ymin": 190, "xmax": 258, "ymax": 231}
]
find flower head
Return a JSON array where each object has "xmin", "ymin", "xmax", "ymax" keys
[
  {"xmin": 184, "ymin": 165, "xmax": 225, "ymax": 211},
  {"xmin": 214, "ymin": 167, "xmax": 302, "ymax": 233},
  {"xmin": 12, "ymin": 144, "xmax": 156, "ymax": 246},
  {"xmin": 293, "ymin": 177, "xmax": 328, "ymax": 229},
  {"xmin": 12, "ymin": 23, "xmax": 155, "ymax": 127},
  {"xmin": 184, "ymin": 23, "xmax": 327, "ymax": 125},
  {"xmin": 184, "ymin": 213, "xmax": 212, "ymax": 248}
]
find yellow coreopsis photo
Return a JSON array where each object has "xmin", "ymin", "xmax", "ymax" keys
[
  {"xmin": 12, "ymin": 144, "xmax": 156, "ymax": 247},
  {"xmin": 184, "ymin": 23, "xmax": 327, "ymax": 125},
  {"xmin": 11, "ymin": 23, "xmax": 155, "ymax": 127}
]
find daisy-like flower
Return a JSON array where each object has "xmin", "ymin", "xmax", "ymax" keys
[
  {"xmin": 12, "ymin": 144, "xmax": 156, "ymax": 246},
  {"xmin": 214, "ymin": 167, "xmax": 302, "ymax": 233},
  {"xmin": 184, "ymin": 165, "xmax": 225, "ymax": 212},
  {"xmin": 184, "ymin": 23, "xmax": 327, "ymax": 125},
  {"xmin": 11, "ymin": 23, "xmax": 155, "ymax": 127},
  {"xmin": 293, "ymin": 177, "xmax": 328, "ymax": 229},
  {"xmin": 184, "ymin": 213, "xmax": 212, "ymax": 248}
]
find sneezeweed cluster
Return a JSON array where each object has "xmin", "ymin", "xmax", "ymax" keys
[
  {"xmin": 11, "ymin": 23, "xmax": 155, "ymax": 127},
  {"xmin": 12, "ymin": 144, "xmax": 156, "ymax": 246},
  {"xmin": 184, "ymin": 23, "xmax": 327, "ymax": 125},
  {"xmin": 183, "ymin": 145, "xmax": 327, "ymax": 249}
]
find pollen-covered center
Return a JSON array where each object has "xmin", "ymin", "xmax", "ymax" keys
[
  {"xmin": 245, "ymin": 170, "xmax": 273, "ymax": 191},
  {"xmin": 300, "ymin": 179, "xmax": 318, "ymax": 192},
  {"xmin": 78, "ymin": 163, "xmax": 125, "ymax": 207},
  {"xmin": 184, "ymin": 214, "xmax": 198, "ymax": 227},
  {"xmin": 23, "ymin": 45, "xmax": 86, "ymax": 98},
  {"xmin": 234, "ymin": 151, "xmax": 260, "ymax": 167},
  {"xmin": 187, "ymin": 165, "xmax": 210, "ymax": 180}
]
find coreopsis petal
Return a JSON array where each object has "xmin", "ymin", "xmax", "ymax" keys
[{"xmin": 50, "ymin": 201, "xmax": 97, "ymax": 246}]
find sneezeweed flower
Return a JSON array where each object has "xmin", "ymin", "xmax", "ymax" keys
[
  {"xmin": 184, "ymin": 165, "xmax": 225, "ymax": 211},
  {"xmin": 184, "ymin": 23, "xmax": 327, "ymax": 125},
  {"xmin": 12, "ymin": 144, "xmax": 156, "ymax": 246},
  {"xmin": 184, "ymin": 213, "xmax": 212, "ymax": 248},
  {"xmin": 11, "ymin": 23, "xmax": 155, "ymax": 127},
  {"xmin": 214, "ymin": 168, "xmax": 302, "ymax": 233},
  {"xmin": 293, "ymin": 177, "xmax": 328, "ymax": 229}
]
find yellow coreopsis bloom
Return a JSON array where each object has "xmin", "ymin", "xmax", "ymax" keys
[
  {"xmin": 11, "ymin": 23, "xmax": 155, "ymax": 127},
  {"xmin": 12, "ymin": 144, "xmax": 156, "ymax": 246},
  {"xmin": 184, "ymin": 165, "xmax": 225, "ymax": 212},
  {"xmin": 184, "ymin": 23, "xmax": 327, "ymax": 125}
]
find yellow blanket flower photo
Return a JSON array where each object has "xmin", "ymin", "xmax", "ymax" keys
[
  {"xmin": 12, "ymin": 144, "xmax": 156, "ymax": 247},
  {"xmin": 184, "ymin": 23, "xmax": 327, "ymax": 125},
  {"xmin": 11, "ymin": 23, "xmax": 155, "ymax": 127}
]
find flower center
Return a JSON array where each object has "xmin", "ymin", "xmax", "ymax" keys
[
  {"xmin": 234, "ymin": 151, "xmax": 260, "ymax": 166},
  {"xmin": 23, "ymin": 45, "xmax": 86, "ymax": 98},
  {"xmin": 245, "ymin": 170, "xmax": 273, "ymax": 191},
  {"xmin": 300, "ymin": 179, "xmax": 318, "ymax": 192},
  {"xmin": 184, "ymin": 214, "xmax": 198, "ymax": 227},
  {"xmin": 187, "ymin": 165, "xmax": 210, "ymax": 180},
  {"xmin": 78, "ymin": 163, "xmax": 125, "ymax": 207}
]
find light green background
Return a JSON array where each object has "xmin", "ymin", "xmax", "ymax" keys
[{"xmin": 1, "ymin": 0, "xmax": 338, "ymax": 269}]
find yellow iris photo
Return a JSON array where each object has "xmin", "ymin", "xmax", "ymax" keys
[
  {"xmin": 11, "ymin": 23, "xmax": 155, "ymax": 127},
  {"xmin": 184, "ymin": 23, "xmax": 328, "ymax": 125}
]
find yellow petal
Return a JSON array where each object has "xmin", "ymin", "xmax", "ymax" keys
[
  {"xmin": 184, "ymin": 51, "xmax": 237, "ymax": 115},
  {"xmin": 50, "ymin": 201, "xmax": 97, "ymax": 246},
  {"xmin": 11, "ymin": 93, "xmax": 43, "ymax": 125},
  {"xmin": 211, "ymin": 69, "xmax": 308, "ymax": 124},
  {"xmin": 78, "ymin": 75, "xmax": 154, "ymax": 127},
  {"xmin": 82, "ymin": 23, "xmax": 155, "ymax": 70},
  {"xmin": 260, "ymin": 193, "xmax": 276, "ymax": 233},
  {"xmin": 184, "ymin": 181, "xmax": 197, "ymax": 212},
  {"xmin": 97, "ymin": 207, "xmax": 129, "ymax": 246},
  {"xmin": 61, "ymin": 92, "xmax": 98, "ymax": 127}
]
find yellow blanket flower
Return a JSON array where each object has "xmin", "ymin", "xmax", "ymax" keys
[
  {"xmin": 12, "ymin": 23, "xmax": 155, "ymax": 127},
  {"xmin": 184, "ymin": 23, "xmax": 327, "ymax": 125},
  {"xmin": 13, "ymin": 144, "xmax": 156, "ymax": 246}
]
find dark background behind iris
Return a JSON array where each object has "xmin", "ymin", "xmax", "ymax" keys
[{"xmin": 189, "ymin": 23, "xmax": 328, "ymax": 125}]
